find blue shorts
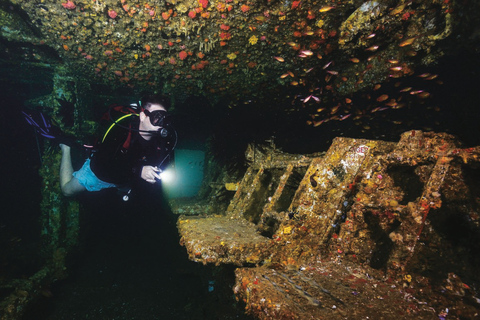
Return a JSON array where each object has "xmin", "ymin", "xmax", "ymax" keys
[{"xmin": 73, "ymin": 158, "xmax": 117, "ymax": 192}]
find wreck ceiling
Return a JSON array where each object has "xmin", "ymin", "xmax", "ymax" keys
[{"xmin": 1, "ymin": 0, "xmax": 479, "ymax": 138}]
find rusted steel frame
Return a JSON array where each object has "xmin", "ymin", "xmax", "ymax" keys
[
  {"xmin": 226, "ymin": 166, "xmax": 255, "ymax": 215},
  {"xmin": 262, "ymin": 163, "xmax": 295, "ymax": 215},
  {"xmin": 227, "ymin": 167, "xmax": 265, "ymax": 219},
  {"xmin": 289, "ymin": 138, "xmax": 373, "ymax": 216},
  {"xmin": 389, "ymin": 154, "xmax": 452, "ymax": 271},
  {"xmin": 288, "ymin": 156, "xmax": 324, "ymax": 214},
  {"xmin": 409, "ymin": 158, "xmax": 451, "ymax": 253},
  {"xmin": 317, "ymin": 141, "xmax": 378, "ymax": 245}
]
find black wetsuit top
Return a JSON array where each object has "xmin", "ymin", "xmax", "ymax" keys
[{"xmin": 90, "ymin": 116, "xmax": 165, "ymax": 185}]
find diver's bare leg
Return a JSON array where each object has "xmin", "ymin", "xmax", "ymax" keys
[{"xmin": 59, "ymin": 144, "xmax": 86, "ymax": 196}]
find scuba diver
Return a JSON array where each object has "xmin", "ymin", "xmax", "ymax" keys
[{"xmin": 23, "ymin": 94, "xmax": 176, "ymax": 200}]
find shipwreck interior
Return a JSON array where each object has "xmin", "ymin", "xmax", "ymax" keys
[{"xmin": 1, "ymin": 0, "xmax": 480, "ymax": 319}]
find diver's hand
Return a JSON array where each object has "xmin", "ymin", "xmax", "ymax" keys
[{"xmin": 141, "ymin": 166, "xmax": 161, "ymax": 184}]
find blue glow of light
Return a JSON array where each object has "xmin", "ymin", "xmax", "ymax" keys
[{"xmin": 163, "ymin": 149, "xmax": 205, "ymax": 198}]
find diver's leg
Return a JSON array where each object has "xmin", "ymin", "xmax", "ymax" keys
[{"xmin": 60, "ymin": 144, "xmax": 86, "ymax": 196}]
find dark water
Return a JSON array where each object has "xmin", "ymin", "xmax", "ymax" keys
[
  {"xmin": 0, "ymin": 96, "xmax": 44, "ymax": 281},
  {"xmin": 22, "ymin": 187, "xmax": 253, "ymax": 320},
  {"xmin": 199, "ymin": 52, "xmax": 480, "ymax": 163}
]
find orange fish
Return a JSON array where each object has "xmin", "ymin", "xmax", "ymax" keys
[
  {"xmin": 406, "ymin": 50, "xmax": 417, "ymax": 56},
  {"xmin": 384, "ymin": 99, "xmax": 397, "ymax": 107},
  {"xmin": 287, "ymin": 71, "xmax": 295, "ymax": 77},
  {"xmin": 331, "ymin": 104, "xmax": 340, "ymax": 114},
  {"xmin": 410, "ymin": 90, "xmax": 424, "ymax": 95},
  {"xmin": 417, "ymin": 92, "xmax": 430, "ymax": 98},
  {"xmin": 390, "ymin": 66, "xmax": 403, "ymax": 71},
  {"xmin": 389, "ymin": 73, "xmax": 403, "ymax": 78},
  {"xmin": 319, "ymin": 6, "xmax": 335, "ymax": 12},
  {"xmin": 417, "ymin": 73, "xmax": 430, "ymax": 78},
  {"xmin": 399, "ymin": 37, "xmax": 415, "ymax": 47},
  {"xmin": 280, "ymin": 73, "xmax": 289, "ymax": 78},
  {"xmin": 373, "ymin": 84, "xmax": 381, "ymax": 90},
  {"xmin": 377, "ymin": 94, "xmax": 389, "ymax": 102},
  {"xmin": 300, "ymin": 50, "xmax": 313, "ymax": 56},
  {"xmin": 322, "ymin": 61, "xmax": 333, "ymax": 69},
  {"xmin": 365, "ymin": 45, "xmax": 379, "ymax": 52},
  {"xmin": 274, "ymin": 56, "xmax": 285, "ymax": 62},
  {"xmin": 350, "ymin": 57, "xmax": 360, "ymax": 63}
]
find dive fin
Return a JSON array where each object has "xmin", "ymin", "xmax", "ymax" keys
[
  {"xmin": 22, "ymin": 110, "xmax": 77, "ymax": 147},
  {"xmin": 22, "ymin": 110, "xmax": 56, "ymax": 139}
]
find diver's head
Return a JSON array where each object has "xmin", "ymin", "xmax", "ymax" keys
[{"xmin": 139, "ymin": 94, "xmax": 170, "ymax": 139}]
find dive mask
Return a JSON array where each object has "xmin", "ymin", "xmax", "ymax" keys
[{"xmin": 144, "ymin": 109, "xmax": 167, "ymax": 127}]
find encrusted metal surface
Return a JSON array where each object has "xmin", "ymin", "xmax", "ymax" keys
[
  {"xmin": 2, "ymin": 0, "xmax": 464, "ymax": 105},
  {"xmin": 234, "ymin": 261, "xmax": 442, "ymax": 320},
  {"xmin": 177, "ymin": 131, "xmax": 480, "ymax": 319},
  {"xmin": 178, "ymin": 215, "xmax": 270, "ymax": 265}
]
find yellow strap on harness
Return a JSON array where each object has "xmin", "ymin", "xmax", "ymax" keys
[{"xmin": 102, "ymin": 113, "xmax": 139, "ymax": 143}]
